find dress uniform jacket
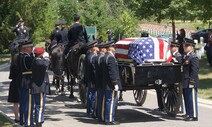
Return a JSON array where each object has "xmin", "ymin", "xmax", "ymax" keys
[
  {"xmin": 182, "ymin": 51, "xmax": 199, "ymax": 88},
  {"xmin": 84, "ymin": 51, "xmax": 97, "ymax": 88},
  {"xmin": 95, "ymin": 52, "xmax": 105, "ymax": 89},
  {"xmin": 68, "ymin": 23, "xmax": 88, "ymax": 47},
  {"xmin": 17, "ymin": 52, "xmax": 33, "ymax": 89},
  {"xmin": 60, "ymin": 28, "xmax": 69, "ymax": 44},
  {"xmin": 172, "ymin": 51, "xmax": 182, "ymax": 63},
  {"xmin": 31, "ymin": 58, "xmax": 50, "ymax": 94},
  {"xmin": 12, "ymin": 26, "xmax": 29, "ymax": 41},
  {"xmin": 50, "ymin": 28, "xmax": 60, "ymax": 41},
  {"xmin": 102, "ymin": 52, "xmax": 120, "ymax": 90}
]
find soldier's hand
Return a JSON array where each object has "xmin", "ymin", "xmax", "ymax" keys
[
  {"xmin": 189, "ymin": 84, "xmax": 195, "ymax": 88},
  {"xmin": 114, "ymin": 84, "xmax": 119, "ymax": 91},
  {"xmin": 43, "ymin": 52, "xmax": 49, "ymax": 59}
]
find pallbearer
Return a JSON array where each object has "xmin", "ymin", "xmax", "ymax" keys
[
  {"xmin": 182, "ymin": 38, "xmax": 199, "ymax": 121},
  {"xmin": 94, "ymin": 42, "xmax": 107, "ymax": 121},
  {"xmin": 102, "ymin": 40, "xmax": 121, "ymax": 125},
  {"xmin": 84, "ymin": 40, "xmax": 99, "ymax": 118}
]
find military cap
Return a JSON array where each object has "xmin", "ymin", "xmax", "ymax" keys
[
  {"xmin": 86, "ymin": 40, "xmax": 98, "ymax": 48},
  {"xmin": 21, "ymin": 40, "xmax": 33, "ymax": 48},
  {"xmin": 96, "ymin": 42, "xmax": 105, "ymax": 48},
  {"xmin": 170, "ymin": 41, "xmax": 180, "ymax": 47},
  {"xmin": 55, "ymin": 22, "xmax": 60, "ymax": 26},
  {"xmin": 34, "ymin": 47, "xmax": 45, "ymax": 55},
  {"xmin": 19, "ymin": 18, "xmax": 24, "ymax": 22},
  {"xmin": 184, "ymin": 38, "xmax": 196, "ymax": 46},
  {"xmin": 103, "ymin": 40, "xmax": 115, "ymax": 48},
  {"xmin": 60, "ymin": 20, "xmax": 67, "ymax": 25}
]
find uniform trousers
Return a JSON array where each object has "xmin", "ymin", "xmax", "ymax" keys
[
  {"xmin": 97, "ymin": 88, "xmax": 104, "ymax": 121},
  {"xmin": 104, "ymin": 90, "xmax": 118, "ymax": 123},
  {"xmin": 32, "ymin": 93, "xmax": 46, "ymax": 123},
  {"xmin": 87, "ymin": 88, "xmax": 97, "ymax": 118},
  {"xmin": 19, "ymin": 89, "xmax": 33, "ymax": 126},
  {"xmin": 206, "ymin": 46, "xmax": 212, "ymax": 66},
  {"xmin": 183, "ymin": 87, "xmax": 198, "ymax": 118}
]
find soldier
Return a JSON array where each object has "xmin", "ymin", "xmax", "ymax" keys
[
  {"xmin": 12, "ymin": 18, "xmax": 29, "ymax": 42},
  {"xmin": 94, "ymin": 42, "xmax": 107, "ymax": 122},
  {"xmin": 59, "ymin": 20, "xmax": 69, "ymax": 44},
  {"xmin": 205, "ymin": 29, "xmax": 212, "ymax": 67},
  {"xmin": 182, "ymin": 38, "xmax": 199, "ymax": 121},
  {"xmin": 31, "ymin": 48, "xmax": 50, "ymax": 127},
  {"xmin": 170, "ymin": 41, "xmax": 182, "ymax": 63},
  {"xmin": 84, "ymin": 40, "xmax": 99, "ymax": 118},
  {"xmin": 11, "ymin": 18, "xmax": 29, "ymax": 54},
  {"xmin": 50, "ymin": 22, "xmax": 62, "ymax": 43},
  {"xmin": 16, "ymin": 41, "xmax": 34, "ymax": 126},
  {"xmin": 64, "ymin": 14, "xmax": 88, "ymax": 56},
  {"xmin": 102, "ymin": 41, "xmax": 121, "ymax": 125}
]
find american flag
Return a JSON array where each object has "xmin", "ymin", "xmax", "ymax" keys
[{"xmin": 115, "ymin": 37, "xmax": 172, "ymax": 64}]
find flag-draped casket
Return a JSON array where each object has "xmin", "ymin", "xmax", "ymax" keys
[{"xmin": 115, "ymin": 37, "xmax": 172, "ymax": 64}]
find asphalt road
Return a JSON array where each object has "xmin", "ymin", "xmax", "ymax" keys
[{"xmin": 0, "ymin": 64, "xmax": 212, "ymax": 127}]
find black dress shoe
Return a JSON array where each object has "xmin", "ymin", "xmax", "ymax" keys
[
  {"xmin": 182, "ymin": 114, "xmax": 189, "ymax": 119},
  {"xmin": 105, "ymin": 121, "xmax": 120, "ymax": 125},
  {"xmin": 184, "ymin": 117, "xmax": 198, "ymax": 121},
  {"xmin": 14, "ymin": 119, "xmax": 20, "ymax": 123}
]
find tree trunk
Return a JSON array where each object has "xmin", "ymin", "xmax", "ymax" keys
[{"xmin": 171, "ymin": 15, "xmax": 176, "ymax": 42}]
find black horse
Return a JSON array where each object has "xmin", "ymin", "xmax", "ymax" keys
[{"xmin": 46, "ymin": 40, "xmax": 69, "ymax": 94}]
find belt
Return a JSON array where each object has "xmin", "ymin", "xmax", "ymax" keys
[{"xmin": 22, "ymin": 71, "xmax": 32, "ymax": 75}]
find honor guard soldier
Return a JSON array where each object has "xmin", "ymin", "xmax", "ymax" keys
[
  {"xmin": 11, "ymin": 18, "xmax": 29, "ymax": 54},
  {"xmin": 31, "ymin": 48, "xmax": 50, "ymax": 127},
  {"xmin": 170, "ymin": 41, "xmax": 182, "ymax": 63},
  {"xmin": 16, "ymin": 41, "xmax": 34, "ymax": 126},
  {"xmin": 102, "ymin": 40, "xmax": 121, "ymax": 125},
  {"xmin": 94, "ymin": 42, "xmax": 107, "ymax": 122},
  {"xmin": 84, "ymin": 40, "xmax": 99, "ymax": 118},
  {"xmin": 64, "ymin": 14, "xmax": 88, "ymax": 56},
  {"xmin": 182, "ymin": 38, "xmax": 199, "ymax": 121},
  {"xmin": 59, "ymin": 20, "xmax": 69, "ymax": 44},
  {"xmin": 50, "ymin": 22, "xmax": 62, "ymax": 43},
  {"xmin": 12, "ymin": 18, "xmax": 29, "ymax": 42}
]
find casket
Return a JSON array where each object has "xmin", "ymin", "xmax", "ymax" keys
[{"xmin": 115, "ymin": 37, "xmax": 172, "ymax": 64}]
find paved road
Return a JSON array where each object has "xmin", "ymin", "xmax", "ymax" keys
[{"xmin": 0, "ymin": 64, "xmax": 212, "ymax": 127}]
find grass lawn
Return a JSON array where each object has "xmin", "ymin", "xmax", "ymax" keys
[
  {"xmin": 0, "ymin": 113, "xmax": 14, "ymax": 127},
  {"xmin": 198, "ymin": 55, "xmax": 212, "ymax": 100}
]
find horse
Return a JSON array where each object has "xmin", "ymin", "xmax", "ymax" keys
[{"xmin": 45, "ymin": 40, "xmax": 69, "ymax": 94}]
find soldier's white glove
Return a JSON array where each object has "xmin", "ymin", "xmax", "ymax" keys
[
  {"xmin": 114, "ymin": 84, "xmax": 119, "ymax": 91},
  {"xmin": 43, "ymin": 52, "xmax": 49, "ymax": 59}
]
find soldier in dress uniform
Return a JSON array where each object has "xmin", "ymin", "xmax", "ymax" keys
[
  {"xmin": 50, "ymin": 22, "xmax": 62, "ymax": 43},
  {"xmin": 170, "ymin": 41, "xmax": 182, "ymax": 63},
  {"xmin": 59, "ymin": 20, "xmax": 69, "ymax": 44},
  {"xmin": 94, "ymin": 42, "xmax": 107, "ymax": 122},
  {"xmin": 12, "ymin": 18, "xmax": 29, "ymax": 42},
  {"xmin": 31, "ymin": 48, "xmax": 50, "ymax": 127},
  {"xmin": 84, "ymin": 40, "xmax": 99, "ymax": 118},
  {"xmin": 11, "ymin": 18, "xmax": 29, "ymax": 54},
  {"xmin": 64, "ymin": 14, "xmax": 88, "ymax": 56},
  {"xmin": 16, "ymin": 41, "xmax": 34, "ymax": 126},
  {"xmin": 102, "ymin": 41, "xmax": 121, "ymax": 125},
  {"xmin": 182, "ymin": 38, "xmax": 199, "ymax": 121}
]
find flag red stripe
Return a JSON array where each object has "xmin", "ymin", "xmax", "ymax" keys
[
  {"xmin": 115, "ymin": 53, "xmax": 129, "ymax": 59},
  {"xmin": 158, "ymin": 38, "xmax": 164, "ymax": 59},
  {"xmin": 166, "ymin": 56, "xmax": 173, "ymax": 63},
  {"xmin": 115, "ymin": 44, "xmax": 129, "ymax": 49},
  {"xmin": 121, "ymin": 38, "xmax": 135, "ymax": 41}
]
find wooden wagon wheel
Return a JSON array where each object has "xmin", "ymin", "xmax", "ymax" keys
[
  {"xmin": 133, "ymin": 89, "xmax": 147, "ymax": 106},
  {"xmin": 77, "ymin": 54, "xmax": 87, "ymax": 106},
  {"xmin": 162, "ymin": 83, "xmax": 183, "ymax": 116}
]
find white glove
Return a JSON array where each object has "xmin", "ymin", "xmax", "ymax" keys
[
  {"xmin": 43, "ymin": 52, "xmax": 49, "ymax": 59},
  {"xmin": 114, "ymin": 84, "xmax": 119, "ymax": 91}
]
